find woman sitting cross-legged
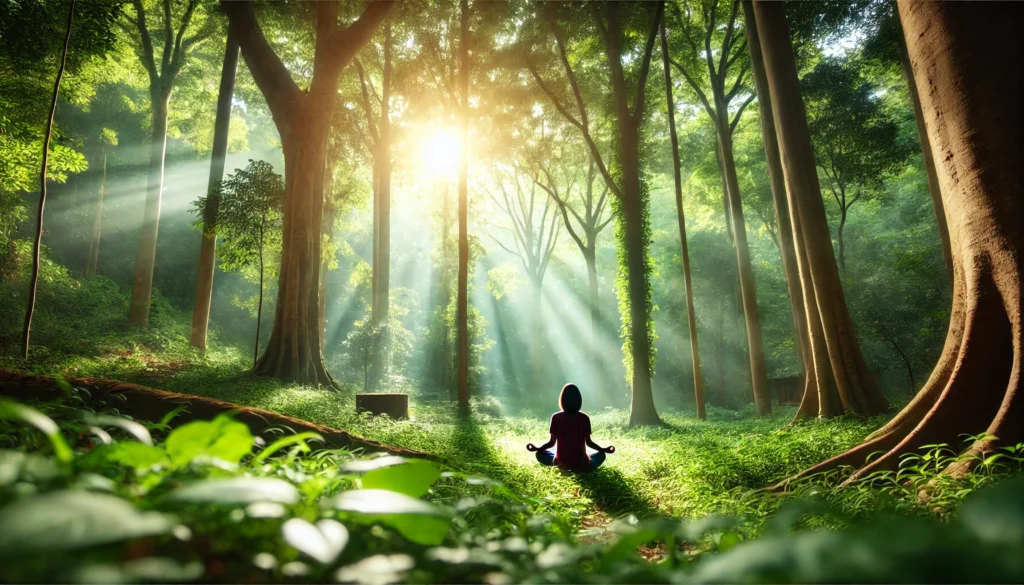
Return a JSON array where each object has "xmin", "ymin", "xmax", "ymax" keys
[{"xmin": 526, "ymin": 383, "xmax": 615, "ymax": 472}]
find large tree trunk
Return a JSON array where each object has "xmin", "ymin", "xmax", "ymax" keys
[
  {"xmin": 85, "ymin": 149, "xmax": 105, "ymax": 278},
  {"xmin": 456, "ymin": 0, "xmax": 470, "ymax": 411},
  {"xmin": 22, "ymin": 0, "xmax": 75, "ymax": 359},
  {"xmin": 776, "ymin": 0, "xmax": 1023, "ymax": 485},
  {"xmin": 742, "ymin": 0, "xmax": 809, "ymax": 402},
  {"xmin": 191, "ymin": 29, "xmax": 240, "ymax": 350},
  {"xmin": 319, "ymin": 167, "xmax": 335, "ymax": 349},
  {"xmin": 895, "ymin": 21, "xmax": 953, "ymax": 286},
  {"xmin": 754, "ymin": 0, "xmax": 889, "ymax": 420},
  {"xmin": 717, "ymin": 128, "xmax": 771, "ymax": 415},
  {"xmin": 661, "ymin": 15, "xmax": 704, "ymax": 419},
  {"xmin": 128, "ymin": 89, "xmax": 170, "ymax": 326},
  {"xmin": 253, "ymin": 109, "xmax": 333, "ymax": 385}
]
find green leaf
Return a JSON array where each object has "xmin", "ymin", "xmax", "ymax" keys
[
  {"xmin": 0, "ymin": 399, "xmax": 73, "ymax": 463},
  {"xmin": 282, "ymin": 518, "xmax": 349, "ymax": 564},
  {"xmin": 325, "ymin": 489, "xmax": 451, "ymax": 546},
  {"xmin": 164, "ymin": 415, "xmax": 253, "ymax": 467},
  {"xmin": 92, "ymin": 442, "xmax": 169, "ymax": 470},
  {"xmin": 83, "ymin": 414, "xmax": 153, "ymax": 445},
  {"xmin": 253, "ymin": 432, "xmax": 323, "ymax": 464},
  {"xmin": 717, "ymin": 531, "xmax": 743, "ymax": 551},
  {"xmin": 0, "ymin": 491, "xmax": 173, "ymax": 556},
  {"xmin": 169, "ymin": 477, "xmax": 300, "ymax": 505},
  {"xmin": 340, "ymin": 456, "xmax": 408, "ymax": 473},
  {"xmin": 360, "ymin": 459, "xmax": 441, "ymax": 498}
]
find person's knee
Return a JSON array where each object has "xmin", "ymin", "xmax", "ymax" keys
[
  {"xmin": 590, "ymin": 450, "xmax": 606, "ymax": 469},
  {"xmin": 536, "ymin": 449, "xmax": 555, "ymax": 465}
]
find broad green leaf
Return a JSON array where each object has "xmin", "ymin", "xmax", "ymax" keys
[
  {"xmin": 92, "ymin": 442, "xmax": 169, "ymax": 470},
  {"xmin": 360, "ymin": 459, "xmax": 441, "ymax": 498},
  {"xmin": 0, "ymin": 491, "xmax": 173, "ymax": 556},
  {"xmin": 170, "ymin": 477, "xmax": 300, "ymax": 505},
  {"xmin": 254, "ymin": 432, "xmax": 323, "ymax": 464},
  {"xmin": 165, "ymin": 415, "xmax": 253, "ymax": 467},
  {"xmin": 282, "ymin": 518, "xmax": 349, "ymax": 564},
  {"xmin": 83, "ymin": 414, "xmax": 153, "ymax": 445},
  {"xmin": 0, "ymin": 399, "xmax": 73, "ymax": 463},
  {"xmin": 341, "ymin": 456, "xmax": 407, "ymax": 473},
  {"xmin": 326, "ymin": 489, "xmax": 451, "ymax": 546}
]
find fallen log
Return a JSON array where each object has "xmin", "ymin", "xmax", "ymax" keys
[{"xmin": 0, "ymin": 370, "xmax": 433, "ymax": 460}]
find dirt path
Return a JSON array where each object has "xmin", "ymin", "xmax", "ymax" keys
[{"xmin": 0, "ymin": 370, "xmax": 434, "ymax": 460}]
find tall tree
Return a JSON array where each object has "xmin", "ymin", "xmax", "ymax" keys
[
  {"xmin": 753, "ymin": 0, "xmax": 890, "ymax": 419},
  {"xmin": 221, "ymin": 0, "xmax": 393, "ymax": 384},
  {"xmin": 667, "ymin": 0, "xmax": 770, "ymax": 415},
  {"xmin": 532, "ymin": 152, "xmax": 613, "ymax": 397},
  {"xmin": 124, "ymin": 0, "xmax": 217, "ymax": 326},
  {"xmin": 776, "ymin": 0, "xmax": 1023, "ymax": 484},
  {"xmin": 22, "ymin": 0, "xmax": 76, "ymax": 360},
  {"xmin": 659, "ymin": 12, "xmax": 705, "ymax": 420},
  {"xmin": 526, "ymin": 1, "xmax": 664, "ymax": 425},
  {"xmin": 456, "ymin": 0, "xmax": 470, "ymax": 411},
  {"xmin": 485, "ymin": 165, "xmax": 560, "ymax": 385},
  {"xmin": 741, "ymin": 0, "xmax": 810, "ymax": 409},
  {"xmin": 190, "ymin": 28, "xmax": 240, "ymax": 350}
]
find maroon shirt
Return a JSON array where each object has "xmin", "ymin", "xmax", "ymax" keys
[{"xmin": 550, "ymin": 411, "xmax": 591, "ymax": 470}]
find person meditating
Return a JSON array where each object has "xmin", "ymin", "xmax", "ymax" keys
[{"xmin": 526, "ymin": 383, "xmax": 615, "ymax": 472}]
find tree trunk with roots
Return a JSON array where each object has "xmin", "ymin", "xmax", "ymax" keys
[
  {"xmin": 223, "ymin": 0, "xmax": 392, "ymax": 385},
  {"xmin": 742, "ymin": 0, "xmax": 809, "ymax": 405},
  {"xmin": 85, "ymin": 149, "xmax": 105, "ymax": 278},
  {"xmin": 753, "ymin": 0, "xmax": 889, "ymax": 421},
  {"xmin": 191, "ymin": 29, "xmax": 240, "ymax": 350},
  {"xmin": 660, "ymin": 14, "xmax": 704, "ymax": 419},
  {"xmin": 769, "ymin": 0, "xmax": 1023, "ymax": 486}
]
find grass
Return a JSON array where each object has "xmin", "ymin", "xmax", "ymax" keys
[{"xmin": 3, "ymin": 334, "xmax": 886, "ymax": 530}]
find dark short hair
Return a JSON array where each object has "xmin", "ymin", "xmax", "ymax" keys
[{"xmin": 559, "ymin": 383, "xmax": 582, "ymax": 413}]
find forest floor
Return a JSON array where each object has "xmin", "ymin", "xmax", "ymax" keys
[{"xmin": 2, "ymin": 339, "xmax": 886, "ymax": 535}]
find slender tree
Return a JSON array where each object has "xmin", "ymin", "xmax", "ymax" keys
[
  {"xmin": 22, "ymin": 0, "xmax": 75, "ymax": 360},
  {"xmin": 660, "ymin": 12, "xmax": 705, "ymax": 419},
  {"xmin": 456, "ymin": 0, "xmax": 470, "ymax": 411},
  {"xmin": 772, "ymin": 0, "xmax": 1023, "ymax": 484},
  {"xmin": 85, "ymin": 145, "xmax": 108, "ymax": 278},
  {"xmin": 222, "ymin": 0, "xmax": 393, "ymax": 384},
  {"xmin": 190, "ymin": 27, "xmax": 240, "ymax": 350},
  {"xmin": 485, "ymin": 166, "xmax": 560, "ymax": 385},
  {"xmin": 667, "ymin": 0, "xmax": 770, "ymax": 415},
  {"xmin": 532, "ymin": 154, "xmax": 613, "ymax": 397},
  {"xmin": 124, "ymin": 0, "xmax": 217, "ymax": 326},
  {"xmin": 753, "ymin": 0, "xmax": 890, "ymax": 419}
]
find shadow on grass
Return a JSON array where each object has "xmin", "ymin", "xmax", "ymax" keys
[{"xmin": 574, "ymin": 464, "xmax": 659, "ymax": 520}]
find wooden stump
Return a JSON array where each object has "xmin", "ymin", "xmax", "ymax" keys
[{"xmin": 356, "ymin": 393, "xmax": 409, "ymax": 420}]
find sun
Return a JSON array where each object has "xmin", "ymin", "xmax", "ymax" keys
[{"xmin": 420, "ymin": 128, "xmax": 461, "ymax": 177}]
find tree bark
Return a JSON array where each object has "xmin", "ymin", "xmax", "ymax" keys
[
  {"xmin": 255, "ymin": 214, "xmax": 265, "ymax": 367},
  {"xmin": 319, "ymin": 166, "xmax": 335, "ymax": 349},
  {"xmin": 754, "ymin": 0, "xmax": 889, "ymax": 420},
  {"xmin": 128, "ymin": 88, "xmax": 170, "ymax": 326},
  {"xmin": 660, "ymin": 14, "xmax": 704, "ymax": 419},
  {"xmin": 775, "ymin": 0, "xmax": 1023, "ymax": 485},
  {"xmin": 191, "ymin": 28, "xmax": 240, "ymax": 350},
  {"xmin": 456, "ymin": 0, "xmax": 470, "ymax": 412},
  {"xmin": 604, "ymin": 3, "xmax": 661, "ymax": 426},
  {"xmin": 895, "ymin": 21, "xmax": 953, "ymax": 286},
  {"xmin": 718, "ymin": 129, "xmax": 771, "ymax": 415},
  {"xmin": 22, "ymin": 0, "xmax": 75, "ymax": 359},
  {"xmin": 742, "ymin": 0, "xmax": 809, "ymax": 403},
  {"xmin": 585, "ymin": 249, "xmax": 603, "ymax": 396},
  {"xmin": 224, "ymin": 0, "xmax": 392, "ymax": 385},
  {"xmin": 85, "ymin": 149, "xmax": 105, "ymax": 278}
]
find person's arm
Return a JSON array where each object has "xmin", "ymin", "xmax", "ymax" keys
[
  {"xmin": 527, "ymin": 434, "xmax": 556, "ymax": 452},
  {"xmin": 586, "ymin": 436, "xmax": 615, "ymax": 454}
]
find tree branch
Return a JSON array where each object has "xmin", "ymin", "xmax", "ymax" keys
[
  {"xmin": 632, "ymin": 1, "xmax": 665, "ymax": 126},
  {"xmin": 221, "ymin": 0, "xmax": 303, "ymax": 133},
  {"xmin": 730, "ymin": 91, "xmax": 755, "ymax": 132},
  {"xmin": 330, "ymin": 0, "xmax": 395, "ymax": 71},
  {"xmin": 130, "ymin": 0, "xmax": 159, "ymax": 83}
]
